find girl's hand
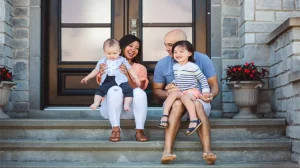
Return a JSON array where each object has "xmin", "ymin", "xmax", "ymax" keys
[
  {"xmin": 165, "ymin": 83, "xmax": 176, "ymax": 90},
  {"xmin": 99, "ymin": 63, "xmax": 107, "ymax": 74},
  {"xmin": 119, "ymin": 64, "xmax": 129, "ymax": 76},
  {"xmin": 81, "ymin": 76, "xmax": 89, "ymax": 84}
]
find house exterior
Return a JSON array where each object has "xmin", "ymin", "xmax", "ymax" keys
[{"xmin": 1, "ymin": 0, "xmax": 300, "ymax": 166}]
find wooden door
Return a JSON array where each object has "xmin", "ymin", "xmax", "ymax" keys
[{"xmin": 43, "ymin": 0, "xmax": 210, "ymax": 107}]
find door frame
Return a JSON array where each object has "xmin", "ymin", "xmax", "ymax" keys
[{"xmin": 40, "ymin": 0, "xmax": 211, "ymax": 109}]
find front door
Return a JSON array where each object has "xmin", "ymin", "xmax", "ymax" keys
[{"xmin": 44, "ymin": 0, "xmax": 210, "ymax": 107}]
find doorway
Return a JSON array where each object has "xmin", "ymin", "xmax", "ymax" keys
[{"xmin": 43, "ymin": 0, "xmax": 210, "ymax": 107}]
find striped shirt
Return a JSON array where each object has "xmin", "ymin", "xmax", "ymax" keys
[{"xmin": 172, "ymin": 62, "xmax": 210, "ymax": 93}]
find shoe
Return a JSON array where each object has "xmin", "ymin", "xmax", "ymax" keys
[
  {"xmin": 158, "ymin": 114, "xmax": 169, "ymax": 128},
  {"xmin": 186, "ymin": 119, "xmax": 202, "ymax": 136},
  {"xmin": 135, "ymin": 129, "xmax": 148, "ymax": 142},
  {"xmin": 109, "ymin": 130, "xmax": 121, "ymax": 142}
]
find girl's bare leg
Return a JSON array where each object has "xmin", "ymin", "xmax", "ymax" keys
[
  {"xmin": 180, "ymin": 93, "xmax": 198, "ymax": 128},
  {"xmin": 161, "ymin": 91, "xmax": 182, "ymax": 122},
  {"xmin": 90, "ymin": 95, "xmax": 103, "ymax": 110}
]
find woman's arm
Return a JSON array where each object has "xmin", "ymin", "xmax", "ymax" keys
[{"xmin": 119, "ymin": 64, "xmax": 138, "ymax": 89}]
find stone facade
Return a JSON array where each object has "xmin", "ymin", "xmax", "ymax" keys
[
  {"xmin": 267, "ymin": 19, "xmax": 300, "ymax": 164},
  {"xmin": 221, "ymin": 0, "xmax": 240, "ymax": 118}
]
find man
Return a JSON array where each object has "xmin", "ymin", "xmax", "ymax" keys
[{"xmin": 153, "ymin": 29, "xmax": 219, "ymax": 164}]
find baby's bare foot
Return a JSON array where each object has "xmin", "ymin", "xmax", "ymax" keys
[
  {"xmin": 124, "ymin": 104, "xmax": 131, "ymax": 111},
  {"xmin": 90, "ymin": 103, "xmax": 99, "ymax": 110}
]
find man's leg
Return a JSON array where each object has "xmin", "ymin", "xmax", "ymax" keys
[
  {"xmin": 161, "ymin": 100, "xmax": 185, "ymax": 164},
  {"xmin": 194, "ymin": 100, "xmax": 216, "ymax": 164}
]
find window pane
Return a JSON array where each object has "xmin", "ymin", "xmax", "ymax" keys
[
  {"xmin": 62, "ymin": 0, "xmax": 111, "ymax": 23},
  {"xmin": 143, "ymin": 0, "xmax": 192, "ymax": 23},
  {"xmin": 143, "ymin": 27, "xmax": 192, "ymax": 61},
  {"xmin": 61, "ymin": 28, "xmax": 110, "ymax": 62}
]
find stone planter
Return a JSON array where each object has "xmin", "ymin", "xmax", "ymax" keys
[
  {"xmin": 227, "ymin": 81, "xmax": 262, "ymax": 119},
  {"xmin": 0, "ymin": 81, "xmax": 16, "ymax": 118}
]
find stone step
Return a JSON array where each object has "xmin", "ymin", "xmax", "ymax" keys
[
  {"xmin": 0, "ymin": 139, "xmax": 292, "ymax": 163},
  {"xmin": 0, "ymin": 119, "xmax": 286, "ymax": 140},
  {"xmin": 0, "ymin": 161, "xmax": 299, "ymax": 168},
  {"xmin": 29, "ymin": 108, "xmax": 223, "ymax": 119}
]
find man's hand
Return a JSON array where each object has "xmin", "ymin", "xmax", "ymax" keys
[{"xmin": 199, "ymin": 93, "xmax": 213, "ymax": 103}]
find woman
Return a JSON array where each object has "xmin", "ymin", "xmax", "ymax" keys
[{"xmin": 96, "ymin": 35, "xmax": 148, "ymax": 142}]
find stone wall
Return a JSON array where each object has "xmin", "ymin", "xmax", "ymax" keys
[
  {"xmin": 221, "ymin": 0, "xmax": 300, "ymax": 117},
  {"xmin": 221, "ymin": 0, "xmax": 240, "ymax": 118},
  {"xmin": 0, "ymin": 0, "xmax": 31, "ymax": 117},
  {"xmin": 267, "ymin": 18, "xmax": 300, "ymax": 164}
]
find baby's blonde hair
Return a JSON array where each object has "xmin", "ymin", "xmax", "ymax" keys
[{"xmin": 103, "ymin": 38, "xmax": 120, "ymax": 50}]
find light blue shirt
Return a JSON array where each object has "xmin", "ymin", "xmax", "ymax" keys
[
  {"xmin": 95, "ymin": 57, "xmax": 131, "ymax": 85},
  {"xmin": 154, "ymin": 52, "xmax": 216, "ymax": 90}
]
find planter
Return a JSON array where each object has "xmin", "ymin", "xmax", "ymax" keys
[
  {"xmin": 0, "ymin": 81, "xmax": 16, "ymax": 118},
  {"xmin": 227, "ymin": 81, "xmax": 262, "ymax": 119}
]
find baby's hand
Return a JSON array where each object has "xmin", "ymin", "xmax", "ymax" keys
[{"xmin": 81, "ymin": 77, "xmax": 89, "ymax": 84}]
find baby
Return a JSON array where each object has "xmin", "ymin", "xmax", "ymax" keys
[{"xmin": 81, "ymin": 38, "xmax": 140, "ymax": 111}]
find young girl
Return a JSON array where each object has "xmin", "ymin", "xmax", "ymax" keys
[
  {"xmin": 158, "ymin": 40, "xmax": 210, "ymax": 136},
  {"xmin": 81, "ymin": 38, "xmax": 140, "ymax": 111}
]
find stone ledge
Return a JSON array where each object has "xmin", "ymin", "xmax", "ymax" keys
[
  {"xmin": 267, "ymin": 17, "xmax": 300, "ymax": 45},
  {"xmin": 289, "ymin": 71, "xmax": 300, "ymax": 83},
  {"xmin": 0, "ymin": 139, "xmax": 292, "ymax": 150}
]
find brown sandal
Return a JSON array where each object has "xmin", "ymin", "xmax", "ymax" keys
[
  {"xmin": 109, "ymin": 130, "xmax": 121, "ymax": 142},
  {"xmin": 135, "ymin": 129, "xmax": 148, "ymax": 142},
  {"xmin": 203, "ymin": 152, "xmax": 217, "ymax": 165}
]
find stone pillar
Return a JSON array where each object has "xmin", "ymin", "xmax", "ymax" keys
[
  {"xmin": 221, "ymin": 0, "xmax": 240, "ymax": 118},
  {"xmin": 8, "ymin": 0, "xmax": 30, "ymax": 117}
]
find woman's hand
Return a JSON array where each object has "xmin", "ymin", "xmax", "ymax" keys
[
  {"xmin": 98, "ymin": 63, "xmax": 107, "ymax": 75},
  {"xmin": 119, "ymin": 64, "xmax": 129, "ymax": 77}
]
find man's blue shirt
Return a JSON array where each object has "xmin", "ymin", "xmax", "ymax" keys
[{"xmin": 153, "ymin": 52, "xmax": 216, "ymax": 89}]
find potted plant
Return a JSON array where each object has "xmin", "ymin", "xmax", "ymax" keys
[
  {"xmin": 223, "ymin": 62, "xmax": 268, "ymax": 119},
  {"xmin": 0, "ymin": 67, "xmax": 16, "ymax": 118}
]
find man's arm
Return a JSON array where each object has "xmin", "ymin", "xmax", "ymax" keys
[
  {"xmin": 153, "ymin": 82, "xmax": 168, "ymax": 100},
  {"xmin": 207, "ymin": 76, "xmax": 219, "ymax": 99}
]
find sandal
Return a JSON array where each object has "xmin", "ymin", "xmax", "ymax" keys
[
  {"xmin": 203, "ymin": 152, "xmax": 217, "ymax": 165},
  {"xmin": 109, "ymin": 130, "xmax": 121, "ymax": 142},
  {"xmin": 186, "ymin": 119, "xmax": 202, "ymax": 136},
  {"xmin": 158, "ymin": 114, "xmax": 169, "ymax": 128},
  {"xmin": 160, "ymin": 153, "xmax": 176, "ymax": 164},
  {"xmin": 135, "ymin": 129, "xmax": 148, "ymax": 142}
]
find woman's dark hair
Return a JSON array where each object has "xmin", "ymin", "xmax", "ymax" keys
[
  {"xmin": 171, "ymin": 40, "xmax": 195, "ymax": 63},
  {"xmin": 119, "ymin": 34, "xmax": 141, "ymax": 63}
]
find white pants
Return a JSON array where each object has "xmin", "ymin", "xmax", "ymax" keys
[{"xmin": 100, "ymin": 86, "xmax": 148, "ymax": 129}]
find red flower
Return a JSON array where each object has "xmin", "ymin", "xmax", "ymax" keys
[
  {"xmin": 244, "ymin": 69, "xmax": 251, "ymax": 74},
  {"xmin": 222, "ymin": 62, "xmax": 269, "ymax": 82},
  {"xmin": 0, "ymin": 67, "xmax": 13, "ymax": 81}
]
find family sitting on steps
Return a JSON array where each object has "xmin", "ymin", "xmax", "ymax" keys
[{"xmin": 81, "ymin": 29, "xmax": 218, "ymax": 165}]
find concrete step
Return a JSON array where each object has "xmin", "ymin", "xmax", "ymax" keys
[
  {"xmin": 0, "ymin": 139, "xmax": 292, "ymax": 163},
  {"xmin": 0, "ymin": 119, "xmax": 286, "ymax": 140},
  {"xmin": 0, "ymin": 161, "xmax": 299, "ymax": 168}
]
